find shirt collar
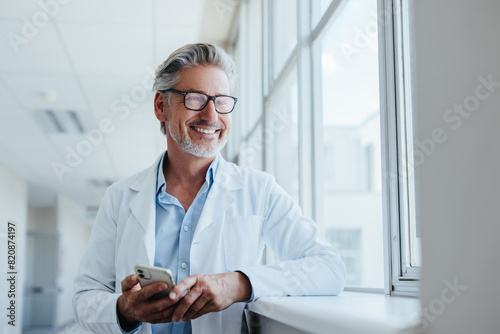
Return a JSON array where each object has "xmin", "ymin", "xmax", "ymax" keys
[{"xmin": 156, "ymin": 152, "xmax": 220, "ymax": 196}]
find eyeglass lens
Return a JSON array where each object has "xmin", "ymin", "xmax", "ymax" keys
[{"xmin": 185, "ymin": 93, "xmax": 235, "ymax": 113}]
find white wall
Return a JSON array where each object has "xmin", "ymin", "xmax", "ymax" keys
[
  {"xmin": 25, "ymin": 206, "xmax": 59, "ymax": 328},
  {"xmin": 0, "ymin": 162, "xmax": 28, "ymax": 334},
  {"xmin": 28, "ymin": 206, "xmax": 57, "ymax": 231},
  {"xmin": 0, "ymin": 160, "xmax": 91, "ymax": 331},
  {"xmin": 24, "ymin": 196, "xmax": 91, "ymax": 329},
  {"xmin": 55, "ymin": 196, "xmax": 92, "ymax": 328},
  {"xmin": 412, "ymin": 1, "xmax": 500, "ymax": 333}
]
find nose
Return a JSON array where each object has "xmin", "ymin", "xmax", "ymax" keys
[{"xmin": 199, "ymin": 99, "xmax": 218, "ymax": 122}]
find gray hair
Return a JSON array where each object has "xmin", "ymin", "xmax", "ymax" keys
[{"xmin": 152, "ymin": 43, "xmax": 237, "ymax": 135}]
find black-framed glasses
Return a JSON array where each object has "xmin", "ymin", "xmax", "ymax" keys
[{"xmin": 164, "ymin": 89, "xmax": 238, "ymax": 114}]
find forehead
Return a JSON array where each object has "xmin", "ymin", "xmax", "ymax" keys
[{"xmin": 177, "ymin": 65, "xmax": 230, "ymax": 95}]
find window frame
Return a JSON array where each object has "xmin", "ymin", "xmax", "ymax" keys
[
  {"xmin": 378, "ymin": 0, "xmax": 420, "ymax": 296},
  {"xmin": 229, "ymin": 0, "xmax": 421, "ymax": 296}
]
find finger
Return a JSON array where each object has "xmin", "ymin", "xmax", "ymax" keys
[
  {"xmin": 146, "ymin": 307, "xmax": 178, "ymax": 324},
  {"xmin": 171, "ymin": 285, "xmax": 206, "ymax": 322},
  {"xmin": 138, "ymin": 281, "xmax": 171, "ymax": 301},
  {"xmin": 134, "ymin": 299, "xmax": 177, "ymax": 323},
  {"xmin": 191, "ymin": 300, "xmax": 217, "ymax": 320},
  {"xmin": 121, "ymin": 274, "xmax": 139, "ymax": 292},
  {"xmin": 182, "ymin": 292, "xmax": 212, "ymax": 322},
  {"xmin": 119, "ymin": 276, "xmax": 175, "ymax": 324},
  {"xmin": 169, "ymin": 274, "xmax": 199, "ymax": 301}
]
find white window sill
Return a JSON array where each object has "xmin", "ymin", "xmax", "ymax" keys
[{"xmin": 246, "ymin": 292, "xmax": 421, "ymax": 334}]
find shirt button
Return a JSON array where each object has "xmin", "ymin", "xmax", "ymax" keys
[
  {"xmin": 183, "ymin": 225, "xmax": 189, "ymax": 231},
  {"xmin": 181, "ymin": 262, "xmax": 187, "ymax": 269}
]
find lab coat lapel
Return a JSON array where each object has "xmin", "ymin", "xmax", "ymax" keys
[
  {"xmin": 128, "ymin": 153, "xmax": 163, "ymax": 265},
  {"xmin": 193, "ymin": 157, "xmax": 244, "ymax": 240}
]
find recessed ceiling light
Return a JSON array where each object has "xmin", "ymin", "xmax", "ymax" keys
[{"xmin": 40, "ymin": 90, "xmax": 58, "ymax": 103}]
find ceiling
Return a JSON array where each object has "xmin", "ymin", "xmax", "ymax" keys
[{"xmin": 0, "ymin": 0, "xmax": 238, "ymax": 217}]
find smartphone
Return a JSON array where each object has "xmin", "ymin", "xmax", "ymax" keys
[{"xmin": 134, "ymin": 264, "xmax": 175, "ymax": 300}]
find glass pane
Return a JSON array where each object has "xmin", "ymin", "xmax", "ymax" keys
[
  {"xmin": 267, "ymin": 68, "xmax": 299, "ymax": 202},
  {"xmin": 272, "ymin": 0, "xmax": 297, "ymax": 79},
  {"xmin": 409, "ymin": 214, "xmax": 421, "ymax": 267},
  {"xmin": 311, "ymin": 0, "xmax": 333, "ymax": 29},
  {"xmin": 239, "ymin": 123, "xmax": 263, "ymax": 170},
  {"xmin": 319, "ymin": 0, "xmax": 383, "ymax": 288},
  {"xmin": 399, "ymin": 0, "xmax": 421, "ymax": 270},
  {"xmin": 226, "ymin": 39, "xmax": 242, "ymax": 161}
]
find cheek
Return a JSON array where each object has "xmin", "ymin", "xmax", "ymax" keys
[
  {"xmin": 170, "ymin": 110, "xmax": 190, "ymax": 130},
  {"xmin": 222, "ymin": 115, "xmax": 232, "ymax": 131}
]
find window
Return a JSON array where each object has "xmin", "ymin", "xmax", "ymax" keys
[
  {"xmin": 326, "ymin": 228, "xmax": 362, "ymax": 285},
  {"xmin": 316, "ymin": 0, "xmax": 383, "ymax": 289},
  {"xmin": 311, "ymin": 0, "xmax": 334, "ymax": 29},
  {"xmin": 384, "ymin": 0, "xmax": 421, "ymax": 294},
  {"xmin": 227, "ymin": 0, "xmax": 264, "ymax": 169},
  {"xmin": 265, "ymin": 68, "xmax": 300, "ymax": 202},
  {"xmin": 364, "ymin": 144, "xmax": 374, "ymax": 191},
  {"xmin": 271, "ymin": 0, "xmax": 297, "ymax": 79},
  {"xmin": 229, "ymin": 0, "xmax": 420, "ymax": 295}
]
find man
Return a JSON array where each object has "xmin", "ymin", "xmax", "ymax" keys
[{"xmin": 73, "ymin": 43, "xmax": 345, "ymax": 334}]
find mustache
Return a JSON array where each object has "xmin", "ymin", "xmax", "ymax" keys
[{"xmin": 187, "ymin": 121, "xmax": 225, "ymax": 131}]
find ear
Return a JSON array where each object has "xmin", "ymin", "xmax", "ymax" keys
[{"xmin": 154, "ymin": 91, "xmax": 168, "ymax": 122}]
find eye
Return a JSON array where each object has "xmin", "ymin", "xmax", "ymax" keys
[
  {"xmin": 216, "ymin": 97, "xmax": 232, "ymax": 106},
  {"xmin": 186, "ymin": 94, "xmax": 204, "ymax": 102}
]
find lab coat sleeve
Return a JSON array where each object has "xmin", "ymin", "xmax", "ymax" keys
[
  {"xmin": 239, "ymin": 176, "xmax": 346, "ymax": 299},
  {"xmin": 73, "ymin": 188, "xmax": 136, "ymax": 334}
]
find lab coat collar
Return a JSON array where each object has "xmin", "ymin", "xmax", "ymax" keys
[
  {"xmin": 128, "ymin": 154, "xmax": 162, "ymax": 264},
  {"xmin": 194, "ymin": 154, "xmax": 245, "ymax": 238}
]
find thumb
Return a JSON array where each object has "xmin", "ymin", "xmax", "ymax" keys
[{"xmin": 121, "ymin": 274, "xmax": 139, "ymax": 292}]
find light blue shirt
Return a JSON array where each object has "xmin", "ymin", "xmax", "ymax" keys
[{"xmin": 152, "ymin": 152, "xmax": 219, "ymax": 334}]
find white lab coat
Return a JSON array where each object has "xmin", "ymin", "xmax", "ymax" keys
[{"xmin": 73, "ymin": 153, "xmax": 345, "ymax": 334}]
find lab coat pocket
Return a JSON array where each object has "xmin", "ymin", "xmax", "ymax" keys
[{"xmin": 223, "ymin": 215, "xmax": 264, "ymax": 271}]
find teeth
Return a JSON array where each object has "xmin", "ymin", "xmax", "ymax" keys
[{"xmin": 194, "ymin": 127, "xmax": 216, "ymax": 134}]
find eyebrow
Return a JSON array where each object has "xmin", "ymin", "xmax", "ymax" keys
[
  {"xmin": 186, "ymin": 89, "xmax": 230, "ymax": 96},
  {"xmin": 186, "ymin": 89, "xmax": 205, "ymax": 94}
]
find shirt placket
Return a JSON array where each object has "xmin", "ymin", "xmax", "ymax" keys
[{"xmin": 172, "ymin": 202, "xmax": 194, "ymax": 334}]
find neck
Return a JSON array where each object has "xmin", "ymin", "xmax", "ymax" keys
[{"xmin": 163, "ymin": 142, "xmax": 216, "ymax": 189}]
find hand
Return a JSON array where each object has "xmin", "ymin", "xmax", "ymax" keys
[
  {"xmin": 117, "ymin": 274, "xmax": 178, "ymax": 329},
  {"xmin": 168, "ymin": 272, "xmax": 252, "ymax": 323}
]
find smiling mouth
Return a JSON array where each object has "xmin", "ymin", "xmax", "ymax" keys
[{"xmin": 192, "ymin": 126, "xmax": 218, "ymax": 135}]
